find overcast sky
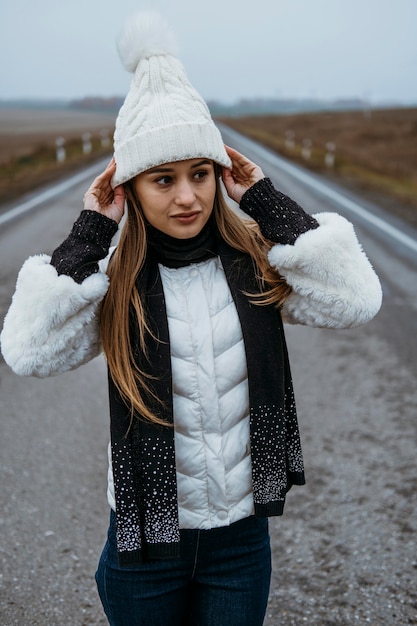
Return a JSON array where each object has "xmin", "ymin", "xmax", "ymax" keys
[{"xmin": 1, "ymin": 0, "xmax": 416, "ymax": 105}]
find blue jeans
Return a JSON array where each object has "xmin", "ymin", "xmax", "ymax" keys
[{"xmin": 95, "ymin": 510, "xmax": 271, "ymax": 626}]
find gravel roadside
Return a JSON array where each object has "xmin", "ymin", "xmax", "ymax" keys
[{"xmin": 265, "ymin": 320, "xmax": 417, "ymax": 626}]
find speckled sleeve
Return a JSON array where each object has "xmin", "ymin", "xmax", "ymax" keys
[
  {"xmin": 240, "ymin": 177, "xmax": 319, "ymax": 245},
  {"xmin": 50, "ymin": 210, "xmax": 118, "ymax": 284}
]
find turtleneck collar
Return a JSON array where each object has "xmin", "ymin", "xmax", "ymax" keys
[{"xmin": 146, "ymin": 216, "xmax": 218, "ymax": 268}]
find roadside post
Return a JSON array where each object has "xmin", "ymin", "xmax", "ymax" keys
[
  {"xmin": 82, "ymin": 132, "xmax": 92, "ymax": 155},
  {"xmin": 55, "ymin": 137, "xmax": 66, "ymax": 163},
  {"xmin": 302, "ymin": 138, "xmax": 312, "ymax": 160},
  {"xmin": 325, "ymin": 142, "xmax": 336, "ymax": 168}
]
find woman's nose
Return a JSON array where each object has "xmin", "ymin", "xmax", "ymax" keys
[{"xmin": 175, "ymin": 180, "xmax": 195, "ymax": 206}]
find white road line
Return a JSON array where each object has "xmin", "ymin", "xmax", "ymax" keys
[
  {"xmin": 222, "ymin": 125, "xmax": 417, "ymax": 254},
  {"xmin": 0, "ymin": 158, "xmax": 109, "ymax": 227}
]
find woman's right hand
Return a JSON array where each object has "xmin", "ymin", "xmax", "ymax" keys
[{"xmin": 83, "ymin": 157, "xmax": 125, "ymax": 224}]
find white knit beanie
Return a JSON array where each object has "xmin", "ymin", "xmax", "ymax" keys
[{"xmin": 112, "ymin": 11, "xmax": 232, "ymax": 187}]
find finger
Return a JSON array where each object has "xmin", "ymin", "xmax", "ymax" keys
[
  {"xmin": 225, "ymin": 144, "xmax": 243, "ymax": 158},
  {"xmin": 85, "ymin": 178, "xmax": 112, "ymax": 200},
  {"xmin": 225, "ymin": 144, "xmax": 252, "ymax": 168},
  {"xmin": 221, "ymin": 167, "xmax": 240, "ymax": 193},
  {"xmin": 103, "ymin": 156, "xmax": 116, "ymax": 170},
  {"xmin": 113, "ymin": 185, "xmax": 125, "ymax": 209},
  {"xmin": 225, "ymin": 145, "xmax": 244, "ymax": 168},
  {"xmin": 91, "ymin": 160, "xmax": 117, "ymax": 188},
  {"xmin": 221, "ymin": 166, "xmax": 233, "ymax": 183}
]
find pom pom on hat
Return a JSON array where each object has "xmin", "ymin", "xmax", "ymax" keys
[
  {"xmin": 117, "ymin": 11, "xmax": 179, "ymax": 73},
  {"xmin": 112, "ymin": 11, "xmax": 231, "ymax": 187}
]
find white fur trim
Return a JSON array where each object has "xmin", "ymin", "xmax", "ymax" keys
[
  {"xmin": 268, "ymin": 213, "xmax": 382, "ymax": 328},
  {"xmin": 0, "ymin": 255, "xmax": 109, "ymax": 377}
]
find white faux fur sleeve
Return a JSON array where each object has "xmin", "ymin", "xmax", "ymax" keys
[
  {"xmin": 268, "ymin": 212, "xmax": 382, "ymax": 328},
  {"xmin": 0, "ymin": 254, "xmax": 110, "ymax": 377}
]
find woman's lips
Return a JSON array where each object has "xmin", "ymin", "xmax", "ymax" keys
[{"xmin": 172, "ymin": 212, "xmax": 200, "ymax": 223}]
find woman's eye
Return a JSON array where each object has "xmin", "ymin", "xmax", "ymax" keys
[
  {"xmin": 156, "ymin": 176, "xmax": 172, "ymax": 185},
  {"xmin": 194, "ymin": 170, "xmax": 208, "ymax": 180}
]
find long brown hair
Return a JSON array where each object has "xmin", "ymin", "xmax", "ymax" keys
[{"xmin": 100, "ymin": 173, "xmax": 291, "ymax": 425}]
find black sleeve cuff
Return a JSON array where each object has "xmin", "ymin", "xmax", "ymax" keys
[
  {"xmin": 50, "ymin": 210, "xmax": 118, "ymax": 284},
  {"xmin": 240, "ymin": 177, "xmax": 319, "ymax": 245}
]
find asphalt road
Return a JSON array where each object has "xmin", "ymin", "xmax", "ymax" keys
[{"xmin": 0, "ymin": 128, "xmax": 416, "ymax": 626}]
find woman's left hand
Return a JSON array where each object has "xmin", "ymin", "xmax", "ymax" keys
[{"xmin": 221, "ymin": 145, "xmax": 265, "ymax": 203}]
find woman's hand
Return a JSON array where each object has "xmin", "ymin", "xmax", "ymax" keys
[
  {"xmin": 83, "ymin": 157, "xmax": 125, "ymax": 224},
  {"xmin": 221, "ymin": 145, "xmax": 265, "ymax": 204}
]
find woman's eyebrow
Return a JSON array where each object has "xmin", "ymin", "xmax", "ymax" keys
[
  {"xmin": 146, "ymin": 159, "xmax": 212, "ymax": 175},
  {"xmin": 146, "ymin": 166, "xmax": 174, "ymax": 174},
  {"xmin": 191, "ymin": 159, "xmax": 212, "ymax": 168}
]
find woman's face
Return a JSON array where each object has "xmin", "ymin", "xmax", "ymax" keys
[{"xmin": 132, "ymin": 158, "xmax": 216, "ymax": 239}]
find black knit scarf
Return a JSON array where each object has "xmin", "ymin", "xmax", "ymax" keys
[{"xmin": 108, "ymin": 228, "xmax": 305, "ymax": 566}]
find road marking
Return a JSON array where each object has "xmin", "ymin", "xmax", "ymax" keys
[
  {"xmin": 222, "ymin": 125, "xmax": 417, "ymax": 254},
  {"xmin": 0, "ymin": 158, "xmax": 109, "ymax": 227}
]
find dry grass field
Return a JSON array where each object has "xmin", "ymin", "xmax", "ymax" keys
[
  {"xmin": 219, "ymin": 107, "xmax": 417, "ymax": 227},
  {"xmin": 0, "ymin": 108, "xmax": 116, "ymax": 204}
]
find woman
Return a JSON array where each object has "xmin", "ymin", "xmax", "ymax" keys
[{"xmin": 0, "ymin": 11, "xmax": 382, "ymax": 626}]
